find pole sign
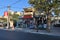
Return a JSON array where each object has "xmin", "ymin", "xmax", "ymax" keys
[{"xmin": 4, "ymin": 12, "xmax": 8, "ymax": 16}]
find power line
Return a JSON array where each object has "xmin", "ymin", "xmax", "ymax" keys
[
  {"xmin": 0, "ymin": 6, "xmax": 7, "ymax": 9},
  {"xmin": 11, "ymin": 7, "xmax": 22, "ymax": 9},
  {"xmin": 10, "ymin": 0, "xmax": 21, "ymax": 6},
  {"xmin": 11, "ymin": 7, "xmax": 23, "ymax": 11},
  {"xmin": 0, "ymin": 0, "xmax": 21, "ymax": 9}
]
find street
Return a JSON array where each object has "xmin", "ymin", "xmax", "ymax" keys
[{"xmin": 0, "ymin": 29, "xmax": 60, "ymax": 40}]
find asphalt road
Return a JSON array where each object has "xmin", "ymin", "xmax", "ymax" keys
[{"xmin": 0, "ymin": 29, "xmax": 60, "ymax": 40}]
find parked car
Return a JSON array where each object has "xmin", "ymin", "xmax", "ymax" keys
[
  {"xmin": 54, "ymin": 20, "xmax": 60, "ymax": 27},
  {"xmin": 54, "ymin": 24, "xmax": 60, "ymax": 27}
]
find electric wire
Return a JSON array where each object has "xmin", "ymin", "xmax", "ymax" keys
[{"xmin": 0, "ymin": 0, "xmax": 21, "ymax": 9}]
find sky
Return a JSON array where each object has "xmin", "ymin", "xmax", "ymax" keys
[{"xmin": 0, "ymin": 0, "xmax": 31, "ymax": 16}]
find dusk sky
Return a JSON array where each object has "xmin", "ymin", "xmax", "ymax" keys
[{"xmin": 0, "ymin": 0, "xmax": 31, "ymax": 16}]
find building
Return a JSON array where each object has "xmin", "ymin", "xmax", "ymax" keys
[
  {"xmin": 23, "ymin": 7, "xmax": 34, "ymax": 19},
  {"xmin": 0, "ymin": 16, "xmax": 5, "ymax": 22},
  {"xmin": 3, "ymin": 11, "xmax": 21, "ymax": 28},
  {"xmin": 16, "ymin": 7, "xmax": 35, "ymax": 28}
]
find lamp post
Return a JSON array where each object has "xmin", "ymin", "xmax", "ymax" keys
[{"xmin": 6, "ymin": 5, "xmax": 10, "ymax": 29}]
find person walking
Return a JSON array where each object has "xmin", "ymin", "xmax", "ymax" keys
[
  {"xmin": 36, "ymin": 18, "xmax": 42, "ymax": 32},
  {"xmin": 44, "ymin": 18, "xmax": 47, "ymax": 28}
]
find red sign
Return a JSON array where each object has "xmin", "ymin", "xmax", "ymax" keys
[
  {"xmin": 23, "ymin": 15, "xmax": 32, "ymax": 19},
  {"xmin": 4, "ymin": 12, "xmax": 8, "ymax": 16}
]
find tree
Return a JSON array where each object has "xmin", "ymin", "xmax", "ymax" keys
[
  {"xmin": 28, "ymin": 0, "xmax": 59, "ymax": 32},
  {"xmin": 9, "ymin": 12, "xmax": 19, "ymax": 21}
]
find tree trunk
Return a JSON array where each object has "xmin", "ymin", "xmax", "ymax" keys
[
  {"xmin": 47, "ymin": 18, "xmax": 51, "ymax": 32},
  {"xmin": 46, "ymin": 12, "xmax": 51, "ymax": 32}
]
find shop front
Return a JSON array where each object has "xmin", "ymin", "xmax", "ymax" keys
[{"xmin": 23, "ymin": 15, "xmax": 34, "ymax": 28}]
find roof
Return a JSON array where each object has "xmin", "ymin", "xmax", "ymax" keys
[{"xmin": 23, "ymin": 7, "xmax": 35, "ymax": 12}]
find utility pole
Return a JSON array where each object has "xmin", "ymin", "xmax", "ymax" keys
[{"xmin": 6, "ymin": 5, "xmax": 10, "ymax": 29}]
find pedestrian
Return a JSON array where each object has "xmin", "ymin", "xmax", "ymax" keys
[
  {"xmin": 44, "ymin": 18, "xmax": 47, "ymax": 28},
  {"xmin": 36, "ymin": 18, "xmax": 41, "ymax": 32},
  {"xmin": 36, "ymin": 21, "xmax": 38, "ymax": 32}
]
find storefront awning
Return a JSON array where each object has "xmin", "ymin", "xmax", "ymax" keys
[{"xmin": 23, "ymin": 15, "xmax": 32, "ymax": 19}]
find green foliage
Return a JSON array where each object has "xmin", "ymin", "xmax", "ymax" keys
[
  {"xmin": 9, "ymin": 13, "xmax": 19, "ymax": 21},
  {"xmin": 55, "ymin": 9, "xmax": 60, "ymax": 15},
  {"xmin": 29, "ymin": 0, "xmax": 59, "ymax": 13},
  {"xmin": 29, "ymin": 0, "xmax": 35, "ymax": 4},
  {"xmin": 29, "ymin": 0, "xmax": 46, "ymax": 11},
  {"xmin": 12, "ymin": 14, "xmax": 19, "ymax": 20}
]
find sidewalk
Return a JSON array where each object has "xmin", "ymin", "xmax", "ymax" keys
[
  {"xmin": 15, "ymin": 27, "xmax": 60, "ymax": 36},
  {"xmin": 0, "ymin": 27, "xmax": 15, "ymax": 31},
  {"xmin": 0, "ymin": 27, "xmax": 60, "ymax": 36}
]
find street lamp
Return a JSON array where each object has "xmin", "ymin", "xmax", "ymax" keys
[{"xmin": 6, "ymin": 5, "xmax": 10, "ymax": 29}]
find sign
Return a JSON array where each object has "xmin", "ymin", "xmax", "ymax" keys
[
  {"xmin": 23, "ymin": 15, "xmax": 32, "ymax": 19},
  {"xmin": 4, "ymin": 12, "xmax": 8, "ymax": 16}
]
